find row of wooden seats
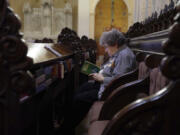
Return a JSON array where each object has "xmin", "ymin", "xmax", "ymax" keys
[
  {"xmin": 57, "ymin": 27, "xmax": 97, "ymax": 66},
  {"xmin": 24, "ymin": 36, "xmax": 98, "ymax": 135},
  {"xmin": 126, "ymin": 0, "xmax": 177, "ymax": 38},
  {"xmin": 85, "ymin": 2, "xmax": 180, "ymax": 135},
  {"xmin": 87, "ymin": 56, "xmax": 172, "ymax": 130},
  {"xmin": 0, "ymin": 1, "xmax": 97, "ymax": 135},
  {"xmin": 1, "ymin": 0, "xmax": 180, "ymax": 135},
  {"xmin": 87, "ymin": 51, "xmax": 167, "ymax": 124}
]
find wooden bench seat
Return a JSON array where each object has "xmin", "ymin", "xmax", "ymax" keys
[
  {"xmin": 88, "ymin": 53, "xmax": 165, "ymax": 124},
  {"xmin": 88, "ymin": 3, "xmax": 180, "ymax": 135}
]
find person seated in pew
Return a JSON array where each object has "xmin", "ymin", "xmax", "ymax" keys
[{"xmin": 59, "ymin": 28, "xmax": 136, "ymax": 135}]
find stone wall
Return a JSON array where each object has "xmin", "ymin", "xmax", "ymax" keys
[
  {"xmin": 8, "ymin": 0, "xmax": 78, "ymax": 33},
  {"xmin": 22, "ymin": 0, "xmax": 73, "ymax": 41}
]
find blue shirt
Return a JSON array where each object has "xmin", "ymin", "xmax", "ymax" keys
[{"xmin": 98, "ymin": 45, "xmax": 136, "ymax": 99}]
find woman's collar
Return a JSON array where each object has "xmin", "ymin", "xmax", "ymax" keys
[{"xmin": 112, "ymin": 44, "xmax": 127, "ymax": 57}]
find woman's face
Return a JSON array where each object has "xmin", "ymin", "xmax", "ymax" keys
[{"xmin": 104, "ymin": 44, "xmax": 118, "ymax": 57}]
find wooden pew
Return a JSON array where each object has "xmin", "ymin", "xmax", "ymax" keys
[
  {"xmin": 88, "ymin": 27, "xmax": 167, "ymax": 123},
  {"xmin": 20, "ymin": 42, "xmax": 78, "ymax": 135},
  {"xmin": 0, "ymin": 1, "xmax": 98, "ymax": 135},
  {"xmin": 126, "ymin": 1, "xmax": 176, "ymax": 38},
  {"xmin": 88, "ymin": 2, "xmax": 180, "ymax": 135},
  {"xmin": 88, "ymin": 53, "xmax": 164, "ymax": 124},
  {"xmin": 100, "ymin": 51, "xmax": 150, "ymax": 100}
]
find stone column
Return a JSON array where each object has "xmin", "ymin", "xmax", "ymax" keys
[
  {"xmin": 145, "ymin": 0, "xmax": 149, "ymax": 17},
  {"xmin": 23, "ymin": 2, "xmax": 32, "ymax": 36},
  {"xmin": 139, "ymin": 0, "xmax": 146, "ymax": 21},
  {"xmin": 42, "ymin": 4, "xmax": 52, "ymax": 37},
  {"xmin": 148, "ymin": 0, "xmax": 153, "ymax": 17},
  {"xmin": 64, "ymin": 3, "xmax": 72, "ymax": 29},
  {"xmin": 89, "ymin": 12, "xmax": 95, "ymax": 38},
  {"xmin": 134, "ymin": 0, "xmax": 138, "ymax": 23},
  {"xmin": 78, "ymin": 0, "xmax": 90, "ymax": 37}
]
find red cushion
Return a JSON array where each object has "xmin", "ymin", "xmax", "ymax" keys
[
  {"xmin": 149, "ymin": 68, "xmax": 159, "ymax": 95},
  {"xmin": 155, "ymin": 69, "xmax": 169, "ymax": 93},
  {"xmin": 149, "ymin": 68, "xmax": 169, "ymax": 95},
  {"xmin": 88, "ymin": 101, "xmax": 104, "ymax": 124},
  {"xmin": 138, "ymin": 62, "xmax": 149, "ymax": 79}
]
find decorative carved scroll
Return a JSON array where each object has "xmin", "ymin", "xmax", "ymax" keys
[
  {"xmin": 102, "ymin": 2, "xmax": 180, "ymax": 135},
  {"xmin": 161, "ymin": 2, "xmax": 180, "ymax": 80},
  {"xmin": 0, "ymin": 0, "xmax": 35, "ymax": 134}
]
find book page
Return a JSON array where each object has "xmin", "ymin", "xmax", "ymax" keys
[
  {"xmin": 81, "ymin": 61, "xmax": 100, "ymax": 75},
  {"xmin": 44, "ymin": 45, "xmax": 62, "ymax": 57}
]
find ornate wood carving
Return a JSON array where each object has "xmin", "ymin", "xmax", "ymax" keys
[
  {"xmin": 102, "ymin": 2, "xmax": 180, "ymax": 135},
  {"xmin": 0, "ymin": 0, "xmax": 35, "ymax": 134}
]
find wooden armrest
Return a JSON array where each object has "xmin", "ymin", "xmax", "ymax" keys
[
  {"xmin": 100, "ymin": 68, "xmax": 139, "ymax": 101},
  {"xmin": 98, "ymin": 76, "xmax": 150, "ymax": 120},
  {"xmin": 101, "ymin": 83, "xmax": 172, "ymax": 135}
]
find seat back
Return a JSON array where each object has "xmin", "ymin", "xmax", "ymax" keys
[
  {"xmin": 144, "ymin": 54, "xmax": 168, "ymax": 95},
  {"xmin": 155, "ymin": 69, "xmax": 169, "ymax": 92},
  {"xmin": 135, "ymin": 52, "xmax": 150, "ymax": 80},
  {"xmin": 100, "ymin": 5, "xmax": 180, "ymax": 135},
  {"xmin": 138, "ymin": 61, "xmax": 149, "ymax": 79},
  {"xmin": 145, "ymin": 53, "xmax": 167, "ymax": 94},
  {"xmin": 149, "ymin": 67, "xmax": 169, "ymax": 95}
]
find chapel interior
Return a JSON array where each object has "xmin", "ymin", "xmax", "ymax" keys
[{"xmin": 1, "ymin": 0, "xmax": 180, "ymax": 135}]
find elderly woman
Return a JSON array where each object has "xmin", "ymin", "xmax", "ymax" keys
[
  {"xmin": 92, "ymin": 29, "xmax": 136, "ymax": 98},
  {"xmin": 59, "ymin": 29, "xmax": 136, "ymax": 135}
]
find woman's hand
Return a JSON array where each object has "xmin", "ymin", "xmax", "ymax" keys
[{"xmin": 89, "ymin": 73, "xmax": 104, "ymax": 82}]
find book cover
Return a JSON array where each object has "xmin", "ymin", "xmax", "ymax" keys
[{"xmin": 81, "ymin": 61, "xmax": 100, "ymax": 75}]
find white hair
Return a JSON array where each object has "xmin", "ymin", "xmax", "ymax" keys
[{"xmin": 99, "ymin": 29, "xmax": 125, "ymax": 46}]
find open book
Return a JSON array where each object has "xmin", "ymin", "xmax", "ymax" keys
[
  {"xmin": 81, "ymin": 61, "xmax": 100, "ymax": 75},
  {"xmin": 44, "ymin": 45, "xmax": 62, "ymax": 57}
]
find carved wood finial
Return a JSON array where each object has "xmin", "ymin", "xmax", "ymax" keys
[
  {"xmin": 0, "ymin": 1, "xmax": 35, "ymax": 134},
  {"xmin": 0, "ymin": 1, "xmax": 34, "ymax": 94},
  {"xmin": 161, "ymin": 7, "xmax": 180, "ymax": 80}
]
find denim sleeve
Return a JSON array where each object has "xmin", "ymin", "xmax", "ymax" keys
[{"xmin": 103, "ymin": 53, "xmax": 135, "ymax": 87}]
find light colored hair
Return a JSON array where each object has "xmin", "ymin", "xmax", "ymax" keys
[{"xmin": 99, "ymin": 28, "xmax": 125, "ymax": 47}]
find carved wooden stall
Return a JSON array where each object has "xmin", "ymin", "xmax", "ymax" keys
[
  {"xmin": 0, "ymin": 1, "xmax": 98, "ymax": 135},
  {"xmin": 22, "ymin": 42, "xmax": 79, "ymax": 135},
  {"xmin": 87, "ymin": 28, "xmax": 167, "ymax": 128},
  {"xmin": 2, "ymin": 0, "xmax": 180, "ymax": 135},
  {"xmin": 0, "ymin": 0, "xmax": 96, "ymax": 135},
  {"xmin": 0, "ymin": 1, "xmax": 34, "ymax": 135},
  {"xmin": 88, "ymin": 2, "xmax": 180, "ymax": 135},
  {"xmin": 126, "ymin": 0, "xmax": 176, "ymax": 38}
]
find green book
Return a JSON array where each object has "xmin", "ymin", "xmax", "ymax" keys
[{"xmin": 81, "ymin": 61, "xmax": 100, "ymax": 75}]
